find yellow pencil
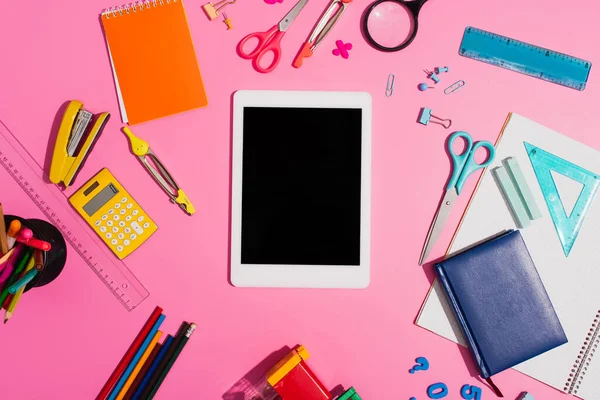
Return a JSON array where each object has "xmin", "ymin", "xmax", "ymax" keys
[
  {"xmin": 115, "ymin": 330, "xmax": 163, "ymax": 400},
  {"xmin": 4, "ymin": 256, "xmax": 35, "ymax": 323}
]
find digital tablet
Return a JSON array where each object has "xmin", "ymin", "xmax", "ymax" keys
[{"xmin": 231, "ymin": 91, "xmax": 371, "ymax": 288}]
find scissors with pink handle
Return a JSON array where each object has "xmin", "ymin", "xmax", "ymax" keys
[{"xmin": 237, "ymin": 0, "xmax": 309, "ymax": 73}]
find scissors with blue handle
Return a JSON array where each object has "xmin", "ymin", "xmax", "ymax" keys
[
  {"xmin": 419, "ymin": 131, "xmax": 496, "ymax": 265},
  {"xmin": 237, "ymin": 0, "xmax": 309, "ymax": 73}
]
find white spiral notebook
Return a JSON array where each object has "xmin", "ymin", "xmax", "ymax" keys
[{"xmin": 417, "ymin": 113, "xmax": 600, "ymax": 399}]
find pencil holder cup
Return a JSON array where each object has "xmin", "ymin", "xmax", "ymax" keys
[{"xmin": 4, "ymin": 215, "xmax": 67, "ymax": 292}]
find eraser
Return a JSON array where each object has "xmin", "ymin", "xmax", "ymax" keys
[
  {"xmin": 505, "ymin": 157, "xmax": 542, "ymax": 220},
  {"xmin": 493, "ymin": 166, "xmax": 531, "ymax": 228}
]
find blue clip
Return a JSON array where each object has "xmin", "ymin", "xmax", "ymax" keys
[
  {"xmin": 424, "ymin": 69, "xmax": 441, "ymax": 84},
  {"xmin": 418, "ymin": 107, "xmax": 451, "ymax": 129},
  {"xmin": 436, "ymin": 66, "xmax": 449, "ymax": 74}
]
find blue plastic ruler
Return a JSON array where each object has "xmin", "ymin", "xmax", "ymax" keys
[
  {"xmin": 525, "ymin": 142, "xmax": 600, "ymax": 257},
  {"xmin": 459, "ymin": 26, "xmax": 592, "ymax": 90}
]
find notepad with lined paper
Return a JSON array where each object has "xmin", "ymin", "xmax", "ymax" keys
[{"xmin": 101, "ymin": 0, "xmax": 208, "ymax": 125}]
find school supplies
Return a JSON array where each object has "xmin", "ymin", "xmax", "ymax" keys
[
  {"xmin": 459, "ymin": 27, "xmax": 592, "ymax": 90},
  {"xmin": 223, "ymin": 13, "xmax": 233, "ymax": 30},
  {"xmin": 97, "ymin": 306, "xmax": 163, "ymax": 399},
  {"xmin": 101, "ymin": 1, "xmax": 208, "ymax": 124},
  {"xmin": 0, "ymin": 248, "xmax": 15, "ymax": 269},
  {"xmin": 417, "ymin": 108, "xmax": 451, "ymax": 129},
  {"xmin": 6, "ymin": 220, "xmax": 20, "ymax": 250},
  {"xmin": 122, "ymin": 127, "xmax": 195, "ymax": 216},
  {"xmin": 417, "ymin": 114, "xmax": 600, "ymax": 399},
  {"xmin": 362, "ymin": 0, "xmax": 429, "ymax": 52},
  {"xmin": 8, "ymin": 268, "xmax": 38, "ymax": 294},
  {"xmin": 69, "ymin": 168, "xmax": 157, "ymax": 259},
  {"xmin": 202, "ymin": 0, "xmax": 236, "ymax": 20},
  {"xmin": 237, "ymin": 0, "xmax": 309, "ymax": 73},
  {"xmin": 436, "ymin": 66, "xmax": 449, "ymax": 74},
  {"xmin": 385, "ymin": 74, "xmax": 395, "ymax": 97},
  {"xmin": 0, "ymin": 204, "xmax": 8, "ymax": 255},
  {"xmin": 424, "ymin": 69, "xmax": 440, "ymax": 84},
  {"xmin": 116, "ymin": 331, "xmax": 162, "ymax": 400},
  {"xmin": 293, "ymin": 0, "xmax": 352, "ymax": 68},
  {"xmin": 338, "ymin": 388, "xmax": 362, "ymax": 400},
  {"xmin": 444, "ymin": 80, "xmax": 465, "ymax": 94},
  {"xmin": 332, "ymin": 40, "xmax": 352, "ymax": 59},
  {"xmin": 419, "ymin": 131, "xmax": 495, "ymax": 265},
  {"xmin": 0, "ymin": 243, "xmax": 25, "ymax": 286},
  {"xmin": 525, "ymin": 143, "xmax": 599, "ymax": 256},
  {"xmin": 418, "ymin": 83, "xmax": 435, "ymax": 91},
  {"xmin": 132, "ymin": 336, "xmax": 173, "ymax": 400},
  {"xmin": 517, "ymin": 393, "xmax": 534, "ymax": 400},
  {"xmin": 493, "ymin": 166, "xmax": 531, "ymax": 228},
  {"xmin": 266, "ymin": 345, "xmax": 331, "ymax": 400},
  {"xmin": 4, "ymin": 256, "xmax": 35, "ymax": 323},
  {"xmin": 108, "ymin": 315, "xmax": 166, "ymax": 400},
  {"xmin": 144, "ymin": 323, "xmax": 196, "ymax": 399},
  {"xmin": 124, "ymin": 343, "xmax": 162, "ymax": 400},
  {"xmin": 435, "ymin": 230, "xmax": 567, "ymax": 396},
  {"xmin": 0, "ymin": 120, "xmax": 148, "ymax": 310},
  {"xmin": 49, "ymin": 101, "xmax": 110, "ymax": 189}
]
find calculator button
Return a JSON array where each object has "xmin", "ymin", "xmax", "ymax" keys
[
  {"xmin": 107, "ymin": 220, "xmax": 114, "ymax": 227},
  {"xmin": 117, "ymin": 245, "xmax": 124, "ymax": 252},
  {"xmin": 108, "ymin": 209, "xmax": 115, "ymax": 215},
  {"xmin": 105, "ymin": 232, "xmax": 112, "ymax": 239},
  {"xmin": 111, "ymin": 239, "xmax": 118, "ymax": 246},
  {"xmin": 124, "ymin": 239, "xmax": 131, "ymax": 246},
  {"xmin": 121, "ymin": 197, "xmax": 128, "ymax": 203},
  {"xmin": 127, "ymin": 203, "xmax": 133, "ymax": 209},
  {"xmin": 119, "ymin": 221, "xmax": 126, "ymax": 227},
  {"xmin": 143, "ymin": 222, "xmax": 150, "ymax": 229},
  {"xmin": 131, "ymin": 221, "xmax": 144, "ymax": 235},
  {"xmin": 130, "ymin": 233, "xmax": 137, "ymax": 240},
  {"xmin": 124, "ymin": 227, "xmax": 132, "ymax": 234},
  {"xmin": 100, "ymin": 226, "xmax": 107, "ymax": 233},
  {"xmin": 113, "ymin": 215, "xmax": 120, "ymax": 221},
  {"xmin": 132, "ymin": 209, "xmax": 139, "ymax": 216},
  {"xmin": 115, "ymin": 203, "xmax": 121, "ymax": 209},
  {"xmin": 94, "ymin": 220, "xmax": 101, "ymax": 227},
  {"xmin": 120, "ymin": 209, "xmax": 127, "ymax": 215},
  {"xmin": 118, "ymin": 233, "xmax": 125, "ymax": 240},
  {"xmin": 125, "ymin": 216, "xmax": 132, "ymax": 222},
  {"xmin": 101, "ymin": 215, "xmax": 108, "ymax": 221},
  {"xmin": 112, "ymin": 227, "xmax": 119, "ymax": 233},
  {"xmin": 137, "ymin": 216, "xmax": 145, "ymax": 223}
]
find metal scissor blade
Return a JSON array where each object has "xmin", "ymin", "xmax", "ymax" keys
[
  {"xmin": 418, "ymin": 189, "xmax": 458, "ymax": 266},
  {"xmin": 278, "ymin": 0, "xmax": 309, "ymax": 31}
]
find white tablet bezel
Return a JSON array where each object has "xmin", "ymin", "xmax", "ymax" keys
[{"xmin": 231, "ymin": 90, "xmax": 371, "ymax": 288}]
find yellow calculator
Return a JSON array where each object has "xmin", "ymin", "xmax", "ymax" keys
[{"xmin": 69, "ymin": 168, "xmax": 157, "ymax": 259}]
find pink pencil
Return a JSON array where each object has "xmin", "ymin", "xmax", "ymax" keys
[{"xmin": 0, "ymin": 243, "xmax": 23, "ymax": 287}]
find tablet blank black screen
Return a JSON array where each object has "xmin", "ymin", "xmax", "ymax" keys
[{"xmin": 241, "ymin": 107, "xmax": 362, "ymax": 266}]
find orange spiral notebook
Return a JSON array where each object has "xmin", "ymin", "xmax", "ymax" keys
[{"xmin": 101, "ymin": 0, "xmax": 208, "ymax": 125}]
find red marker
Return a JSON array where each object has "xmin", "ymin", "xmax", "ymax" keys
[{"xmin": 15, "ymin": 228, "xmax": 51, "ymax": 251}]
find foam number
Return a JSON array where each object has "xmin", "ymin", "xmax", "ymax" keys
[
  {"xmin": 427, "ymin": 383, "xmax": 448, "ymax": 399},
  {"xmin": 460, "ymin": 384, "xmax": 482, "ymax": 400},
  {"xmin": 409, "ymin": 357, "xmax": 430, "ymax": 373}
]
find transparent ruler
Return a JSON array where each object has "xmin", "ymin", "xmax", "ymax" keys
[{"xmin": 0, "ymin": 119, "xmax": 148, "ymax": 311}]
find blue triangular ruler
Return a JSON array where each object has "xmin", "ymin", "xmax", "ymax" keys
[{"xmin": 525, "ymin": 142, "xmax": 600, "ymax": 256}]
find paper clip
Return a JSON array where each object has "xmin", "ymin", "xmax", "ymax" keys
[
  {"xmin": 418, "ymin": 107, "xmax": 452, "ymax": 129},
  {"xmin": 386, "ymin": 74, "xmax": 395, "ymax": 97},
  {"xmin": 444, "ymin": 80, "xmax": 465, "ymax": 95}
]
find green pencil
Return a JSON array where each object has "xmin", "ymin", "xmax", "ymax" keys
[
  {"xmin": 146, "ymin": 323, "xmax": 196, "ymax": 400},
  {"xmin": 0, "ymin": 247, "xmax": 33, "ymax": 304}
]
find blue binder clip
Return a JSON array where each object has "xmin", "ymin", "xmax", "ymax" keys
[{"xmin": 418, "ymin": 107, "xmax": 452, "ymax": 129}]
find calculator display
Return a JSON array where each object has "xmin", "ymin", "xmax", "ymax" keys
[{"xmin": 83, "ymin": 183, "xmax": 119, "ymax": 217}]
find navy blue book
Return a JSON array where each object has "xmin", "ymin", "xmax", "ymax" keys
[{"xmin": 435, "ymin": 230, "xmax": 567, "ymax": 396}]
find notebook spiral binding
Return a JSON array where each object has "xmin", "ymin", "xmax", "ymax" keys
[
  {"xmin": 565, "ymin": 310, "xmax": 600, "ymax": 394},
  {"xmin": 102, "ymin": 0, "xmax": 177, "ymax": 18}
]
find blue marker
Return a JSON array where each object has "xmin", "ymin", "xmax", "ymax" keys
[
  {"xmin": 132, "ymin": 335, "xmax": 174, "ymax": 400},
  {"xmin": 107, "ymin": 314, "xmax": 166, "ymax": 400}
]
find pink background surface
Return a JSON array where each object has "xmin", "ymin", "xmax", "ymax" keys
[{"xmin": 0, "ymin": 0, "xmax": 598, "ymax": 399}]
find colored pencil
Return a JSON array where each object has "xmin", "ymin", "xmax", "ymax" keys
[
  {"xmin": 96, "ymin": 306, "xmax": 163, "ymax": 400},
  {"xmin": 146, "ymin": 323, "xmax": 196, "ymax": 400},
  {"xmin": 108, "ymin": 315, "xmax": 166, "ymax": 400},
  {"xmin": 4, "ymin": 256, "xmax": 35, "ymax": 323},
  {"xmin": 0, "ymin": 248, "xmax": 15, "ymax": 271},
  {"xmin": 0, "ymin": 204, "xmax": 8, "ymax": 255},
  {"xmin": 124, "ymin": 343, "xmax": 162, "ymax": 400},
  {"xmin": 0, "ymin": 246, "xmax": 32, "ymax": 299},
  {"xmin": 132, "ymin": 335, "xmax": 174, "ymax": 400},
  {"xmin": 116, "ymin": 331, "xmax": 162, "ymax": 400},
  {"xmin": 0, "ymin": 243, "xmax": 24, "ymax": 288}
]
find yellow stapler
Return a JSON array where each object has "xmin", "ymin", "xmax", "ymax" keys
[{"xmin": 49, "ymin": 100, "xmax": 110, "ymax": 189}]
